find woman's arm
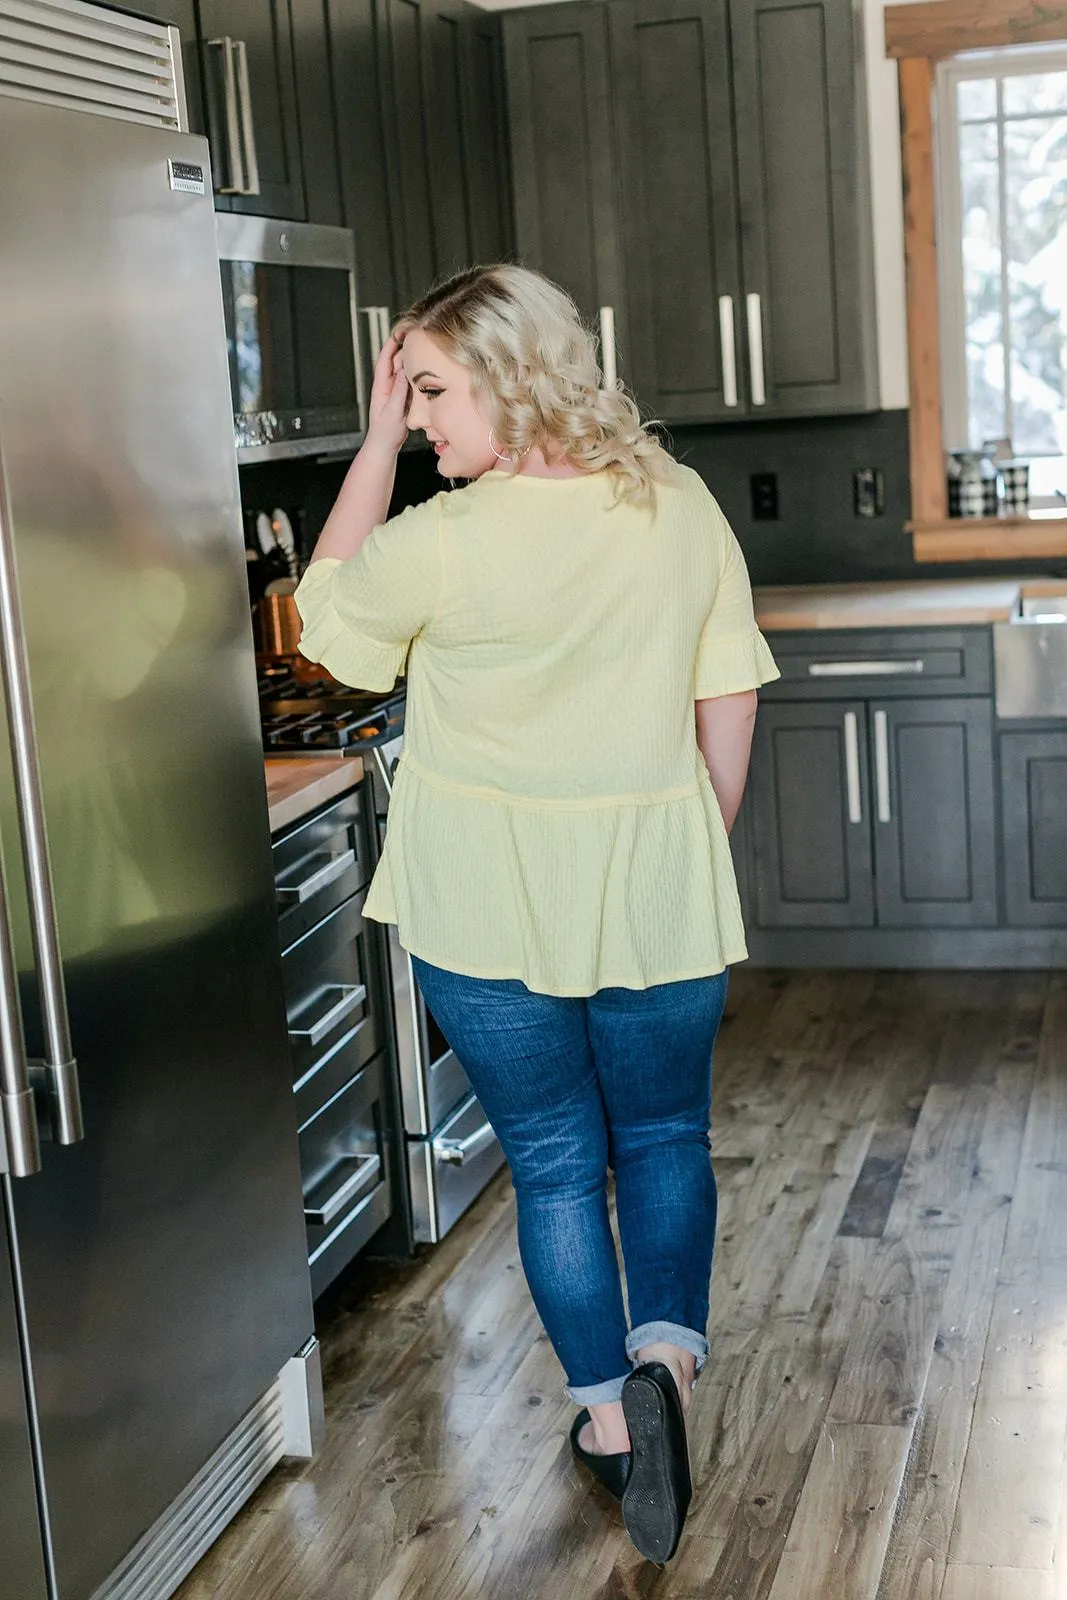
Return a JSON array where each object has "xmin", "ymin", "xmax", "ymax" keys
[
  {"xmin": 695, "ymin": 689, "xmax": 758, "ymax": 833},
  {"xmin": 307, "ymin": 335, "xmax": 411, "ymax": 566}
]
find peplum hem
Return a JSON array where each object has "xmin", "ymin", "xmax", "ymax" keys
[{"xmin": 363, "ymin": 760, "xmax": 749, "ymax": 997}]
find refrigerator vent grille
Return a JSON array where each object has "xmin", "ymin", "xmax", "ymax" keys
[
  {"xmin": 0, "ymin": 0, "xmax": 186, "ymax": 129},
  {"xmin": 89, "ymin": 1379, "xmax": 288, "ymax": 1600}
]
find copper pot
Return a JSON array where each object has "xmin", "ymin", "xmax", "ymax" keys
[{"xmin": 254, "ymin": 588, "xmax": 302, "ymax": 655}]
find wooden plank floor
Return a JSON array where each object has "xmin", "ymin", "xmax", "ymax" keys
[{"xmin": 175, "ymin": 970, "xmax": 1067, "ymax": 1600}]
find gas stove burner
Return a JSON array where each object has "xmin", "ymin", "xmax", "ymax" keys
[{"xmin": 260, "ymin": 685, "xmax": 406, "ymax": 756}]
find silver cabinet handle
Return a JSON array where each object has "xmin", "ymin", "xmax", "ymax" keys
[
  {"xmin": 718, "ymin": 295, "xmax": 738, "ymax": 408},
  {"xmin": 377, "ymin": 307, "xmax": 392, "ymax": 353},
  {"xmin": 599, "ymin": 306, "xmax": 617, "ymax": 388},
  {"xmin": 233, "ymin": 38, "xmax": 260, "ymax": 197},
  {"xmin": 809, "ymin": 660, "xmax": 925, "ymax": 678},
  {"xmin": 746, "ymin": 292, "xmax": 766, "ymax": 406},
  {"xmin": 0, "ymin": 441, "xmax": 81, "ymax": 1149},
  {"xmin": 434, "ymin": 1117, "xmax": 497, "ymax": 1167},
  {"xmin": 843, "ymin": 711, "xmax": 862, "ymax": 826},
  {"xmin": 207, "ymin": 38, "xmax": 247, "ymax": 194},
  {"xmin": 304, "ymin": 1153, "xmax": 381, "ymax": 1227},
  {"xmin": 289, "ymin": 983, "xmax": 367, "ymax": 1049},
  {"xmin": 363, "ymin": 307, "xmax": 392, "ymax": 364},
  {"xmin": 277, "ymin": 848, "xmax": 355, "ymax": 905},
  {"xmin": 874, "ymin": 710, "xmax": 891, "ymax": 823}
]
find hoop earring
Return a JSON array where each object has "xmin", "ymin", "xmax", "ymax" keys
[{"xmin": 488, "ymin": 427, "xmax": 531, "ymax": 463}]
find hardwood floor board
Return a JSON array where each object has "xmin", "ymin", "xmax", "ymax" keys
[
  {"xmin": 695, "ymin": 1237, "xmax": 874, "ymax": 1588},
  {"xmin": 881, "ymin": 1083, "xmax": 992, "ymax": 1253},
  {"xmin": 827, "ymin": 1236, "xmax": 949, "ymax": 1427},
  {"xmin": 774, "ymin": 1120, "xmax": 877, "ymax": 1316},
  {"xmin": 765, "ymin": 1422, "xmax": 914, "ymax": 1600},
  {"xmin": 929, "ymin": 973, "xmax": 1047, "ymax": 1090},
  {"xmin": 872, "ymin": 1061, "xmax": 1037, "ymax": 1600},
  {"xmin": 949, "ymin": 1394, "xmax": 1067, "ymax": 1570},
  {"xmin": 940, "ymin": 1566, "xmax": 1056, "ymax": 1600},
  {"xmin": 998, "ymin": 974, "xmax": 1067, "ymax": 1269},
  {"xmin": 839, "ymin": 1133, "xmax": 913, "ymax": 1239}
]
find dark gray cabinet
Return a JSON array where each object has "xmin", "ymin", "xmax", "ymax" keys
[
  {"xmin": 502, "ymin": 4, "xmax": 626, "ymax": 334},
  {"xmin": 377, "ymin": 0, "xmax": 436, "ymax": 306},
  {"xmin": 730, "ymin": 0, "xmax": 878, "ymax": 415},
  {"xmin": 460, "ymin": 10, "xmax": 513, "ymax": 265},
  {"xmin": 291, "ymin": 0, "xmax": 345, "ymax": 225},
  {"xmin": 750, "ymin": 700, "xmax": 874, "ymax": 928},
  {"xmin": 871, "ymin": 698, "xmax": 997, "ymax": 928},
  {"xmin": 198, "ymin": 0, "xmax": 306, "ymax": 217},
  {"xmin": 1000, "ymin": 730, "xmax": 1067, "ymax": 927},
  {"xmin": 749, "ymin": 696, "xmax": 996, "ymax": 932},
  {"xmin": 503, "ymin": 0, "xmax": 877, "ymax": 420}
]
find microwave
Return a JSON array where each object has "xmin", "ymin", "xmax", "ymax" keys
[{"xmin": 216, "ymin": 215, "xmax": 367, "ymax": 464}]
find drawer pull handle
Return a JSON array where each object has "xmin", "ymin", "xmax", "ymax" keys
[
  {"xmin": 304, "ymin": 1153, "xmax": 381, "ymax": 1227},
  {"xmin": 808, "ymin": 660, "xmax": 925, "ymax": 678},
  {"xmin": 277, "ymin": 848, "xmax": 355, "ymax": 904},
  {"xmin": 434, "ymin": 1118, "xmax": 498, "ymax": 1167},
  {"xmin": 290, "ymin": 983, "xmax": 367, "ymax": 1048}
]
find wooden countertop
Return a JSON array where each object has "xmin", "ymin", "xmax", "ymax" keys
[
  {"xmin": 264, "ymin": 755, "xmax": 365, "ymax": 834},
  {"xmin": 752, "ymin": 578, "xmax": 1057, "ymax": 631}
]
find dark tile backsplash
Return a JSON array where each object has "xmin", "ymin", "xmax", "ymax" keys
[{"xmin": 240, "ymin": 410, "xmax": 1067, "ymax": 587}]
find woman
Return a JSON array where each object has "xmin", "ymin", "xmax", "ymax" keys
[{"xmin": 295, "ymin": 264, "xmax": 779, "ymax": 1564}]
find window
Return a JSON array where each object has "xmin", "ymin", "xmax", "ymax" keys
[{"xmin": 937, "ymin": 47, "xmax": 1067, "ymax": 504}]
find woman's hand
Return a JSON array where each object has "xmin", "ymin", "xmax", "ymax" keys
[{"xmin": 366, "ymin": 334, "xmax": 410, "ymax": 455}]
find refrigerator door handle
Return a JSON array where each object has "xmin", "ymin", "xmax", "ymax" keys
[
  {"xmin": 233, "ymin": 39, "xmax": 261, "ymax": 198},
  {"xmin": 0, "ymin": 441, "xmax": 83, "ymax": 1148},
  {"xmin": 0, "ymin": 856, "xmax": 40, "ymax": 1177}
]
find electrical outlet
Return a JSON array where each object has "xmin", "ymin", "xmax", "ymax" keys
[
  {"xmin": 853, "ymin": 467, "xmax": 885, "ymax": 517},
  {"xmin": 751, "ymin": 472, "xmax": 779, "ymax": 520}
]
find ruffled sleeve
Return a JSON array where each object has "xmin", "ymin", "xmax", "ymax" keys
[
  {"xmin": 294, "ymin": 497, "xmax": 442, "ymax": 691},
  {"xmin": 693, "ymin": 506, "xmax": 780, "ymax": 699}
]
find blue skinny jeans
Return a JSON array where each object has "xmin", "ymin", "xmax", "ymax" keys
[{"xmin": 411, "ymin": 957, "xmax": 728, "ymax": 1406}]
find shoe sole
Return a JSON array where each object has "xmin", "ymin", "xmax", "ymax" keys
[{"xmin": 620, "ymin": 1371, "xmax": 692, "ymax": 1563}]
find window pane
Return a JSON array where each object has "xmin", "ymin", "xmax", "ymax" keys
[
  {"xmin": 1002, "ymin": 70, "xmax": 1067, "ymax": 117},
  {"xmin": 957, "ymin": 77, "xmax": 996, "ymax": 121},
  {"xmin": 1004, "ymin": 115, "xmax": 1067, "ymax": 455},
  {"xmin": 959, "ymin": 120, "xmax": 1006, "ymax": 446}
]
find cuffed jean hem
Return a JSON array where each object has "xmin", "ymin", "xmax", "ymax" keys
[
  {"xmin": 625, "ymin": 1321, "xmax": 709, "ymax": 1374},
  {"xmin": 565, "ymin": 1373, "xmax": 631, "ymax": 1406}
]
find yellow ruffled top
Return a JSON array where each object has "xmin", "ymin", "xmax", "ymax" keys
[{"xmin": 295, "ymin": 460, "xmax": 779, "ymax": 996}]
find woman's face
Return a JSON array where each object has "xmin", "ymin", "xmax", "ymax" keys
[{"xmin": 402, "ymin": 329, "xmax": 499, "ymax": 480}]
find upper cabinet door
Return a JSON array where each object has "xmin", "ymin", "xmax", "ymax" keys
[
  {"xmin": 377, "ymin": 0, "xmax": 436, "ymax": 307},
  {"xmin": 460, "ymin": 11, "xmax": 515, "ymax": 266},
  {"xmin": 609, "ymin": 0, "xmax": 743, "ymax": 421},
  {"xmin": 729, "ymin": 0, "xmax": 878, "ymax": 416},
  {"xmin": 503, "ymin": 5, "xmax": 625, "ymax": 348},
  {"xmin": 199, "ymin": 0, "xmax": 306, "ymax": 218},
  {"xmin": 291, "ymin": 0, "xmax": 344, "ymax": 225},
  {"xmin": 421, "ymin": 0, "xmax": 475, "ymax": 279}
]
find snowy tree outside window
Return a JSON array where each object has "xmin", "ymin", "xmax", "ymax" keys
[{"xmin": 937, "ymin": 48, "xmax": 1067, "ymax": 506}]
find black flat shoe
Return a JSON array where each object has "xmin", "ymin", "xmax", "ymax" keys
[
  {"xmin": 620, "ymin": 1361, "xmax": 692, "ymax": 1563},
  {"xmin": 569, "ymin": 1408, "xmax": 632, "ymax": 1500}
]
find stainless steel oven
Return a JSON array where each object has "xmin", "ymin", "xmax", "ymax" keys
[
  {"xmin": 369, "ymin": 738, "xmax": 507, "ymax": 1242},
  {"xmin": 216, "ymin": 214, "xmax": 366, "ymax": 464}
]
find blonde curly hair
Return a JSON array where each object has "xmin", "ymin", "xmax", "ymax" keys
[{"xmin": 393, "ymin": 264, "xmax": 672, "ymax": 509}]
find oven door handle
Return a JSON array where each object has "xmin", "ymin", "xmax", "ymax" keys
[
  {"xmin": 304, "ymin": 1153, "xmax": 381, "ymax": 1228},
  {"xmin": 433, "ymin": 1117, "xmax": 498, "ymax": 1167}
]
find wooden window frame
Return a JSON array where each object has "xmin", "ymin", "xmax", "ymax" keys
[{"xmin": 885, "ymin": 0, "xmax": 1067, "ymax": 560}]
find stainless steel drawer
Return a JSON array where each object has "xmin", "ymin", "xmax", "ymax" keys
[
  {"xmin": 408, "ymin": 1092, "xmax": 506, "ymax": 1244},
  {"xmin": 282, "ymin": 890, "xmax": 381, "ymax": 1094},
  {"xmin": 302, "ymin": 1053, "xmax": 392, "ymax": 1293},
  {"xmin": 274, "ymin": 786, "xmax": 370, "ymax": 950}
]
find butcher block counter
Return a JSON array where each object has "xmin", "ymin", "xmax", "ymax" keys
[
  {"xmin": 752, "ymin": 577, "xmax": 1061, "ymax": 632},
  {"xmin": 264, "ymin": 755, "xmax": 365, "ymax": 833}
]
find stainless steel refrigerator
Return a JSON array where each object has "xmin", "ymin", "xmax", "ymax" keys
[{"xmin": 0, "ymin": 6, "xmax": 318, "ymax": 1597}]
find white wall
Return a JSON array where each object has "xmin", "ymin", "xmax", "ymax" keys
[{"xmin": 473, "ymin": 0, "xmax": 913, "ymax": 410}]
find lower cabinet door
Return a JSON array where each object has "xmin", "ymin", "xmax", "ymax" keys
[
  {"xmin": 1000, "ymin": 729, "xmax": 1067, "ymax": 927},
  {"xmin": 749, "ymin": 700, "xmax": 874, "ymax": 927},
  {"xmin": 871, "ymin": 697, "xmax": 997, "ymax": 927}
]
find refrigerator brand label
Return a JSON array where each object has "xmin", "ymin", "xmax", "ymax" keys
[{"xmin": 168, "ymin": 160, "xmax": 206, "ymax": 196}]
